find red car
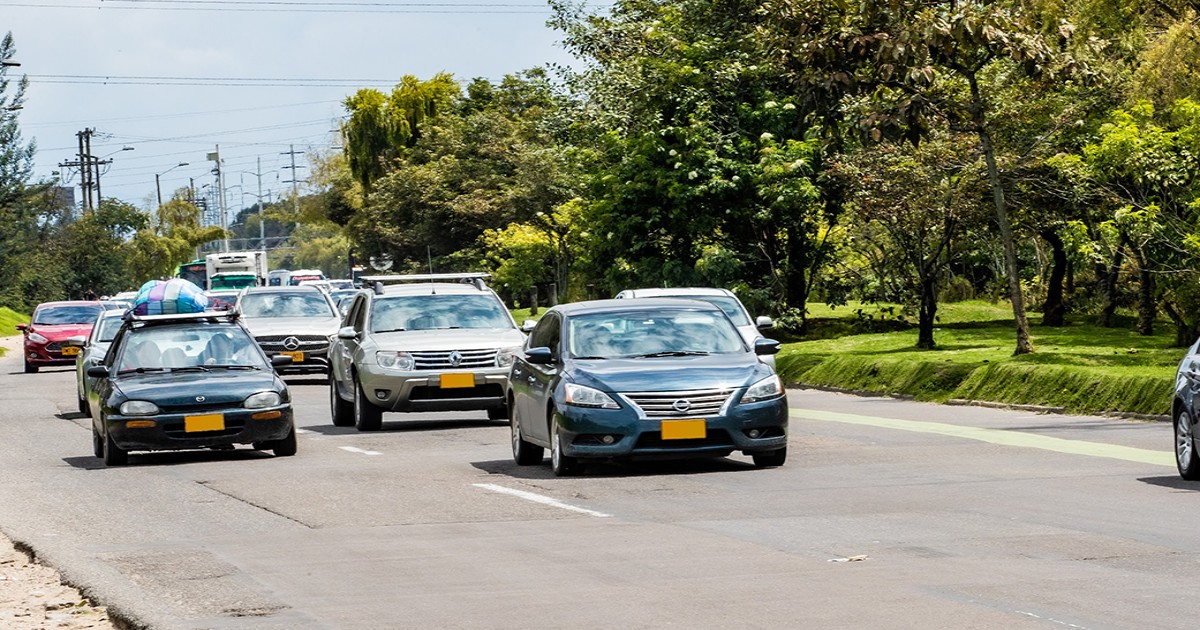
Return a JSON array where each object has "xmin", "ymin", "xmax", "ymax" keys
[{"xmin": 17, "ymin": 301, "xmax": 105, "ymax": 373}]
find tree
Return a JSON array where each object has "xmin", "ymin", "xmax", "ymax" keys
[{"xmin": 0, "ymin": 31, "xmax": 33, "ymax": 209}]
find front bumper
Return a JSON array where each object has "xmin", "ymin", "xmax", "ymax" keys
[
  {"xmin": 106, "ymin": 406, "xmax": 294, "ymax": 451},
  {"xmin": 358, "ymin": 366, "xmax": 509, "ymax": 412},
  {"xmin": 556, "ymin": 395, "xmax": 788, "ymax": 460},
  {"xmin": 26, "ymin": 343, "xmax": 79, "ymax": 367}
]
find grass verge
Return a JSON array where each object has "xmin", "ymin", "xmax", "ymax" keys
[{"xmin": 0, "ymin": 307, "xmax": 29, "ymax": 358}]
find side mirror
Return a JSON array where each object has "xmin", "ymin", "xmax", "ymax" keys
[
  {"xmin": 754, "ymin": 338, "xmax": 781, "ymax": 356},
  {"xmin": 65, "ymin": 335, "xmax": 87, "ymax": 347},
  {"xmin": 520, "ymin": 320, "xmax": 537, "ymax": 333},
  {"xmin": 271, "ymin": 354, "xmax": 294, "ymax": 368},
  {"xmin": 337, "ymin": 326, "xmax": 359, "ymax": 340},
  {"xmin": 755, "ymin": 315, "xmax": 775, "ymax": 330},
  {"xmin": 524, "ymin": 346, "xmax": 555, "ymax": 365},
  {"xmin": 86, "ymin": 365, "xmax": 110, "ymax": 378},
  {"xmin": 15, "ymin": 323, "xmax": 26, "ymax": 332}
]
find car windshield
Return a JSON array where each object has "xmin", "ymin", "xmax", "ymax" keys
[
  {"xmin": 648, "ymin": 294, "xmax": 749, "ymax": 326},
  {"xmin": 34, "ymin": 304, "xmax": 103, "ymax": 325},
  {"xmin": 95, "ymin": 316, "xmax": 124, "ymax": 343},
  {"xmin": 568, "ymin": 309, "xmax": 746, "ymax": 358},
  {"xmin": 370, "ymin": 294, "xmax": 511, "ymax": 332},
  {"xmin": 117, "ymin": 323, "xmax": 266, "ymax": 373},
  {"xmin": 238, "ymin": 292, "xmax": 334, "ymax": 318}
]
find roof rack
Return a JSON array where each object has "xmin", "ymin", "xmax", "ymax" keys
[
  {"xmin": 361, "ymin": 273, "xmax": 491, "ymax": 295},
  {"xmin": 123, "ymin": 310, "xmax": 240, "ymax": 324}
]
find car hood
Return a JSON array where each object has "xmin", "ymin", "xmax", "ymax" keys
[
  {"xmin": 113, "ymin": 370, "xmax": 284, "ymax": 406},
  {"xmin": 567, "ymin": 353, "xmax": 772, "ymax": 393},
  {"xmin": 372, "ymin": 328, "xmax": 525, "ymax": 351},
  {"xmin": 28, "ymin": 324, "xmax": 93, "ymax": 341},
  {"xmin": 241, "ymin": 317, "xmax": 340, "ymax": 337}
]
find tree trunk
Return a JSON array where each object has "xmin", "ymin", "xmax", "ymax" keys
[
  {"xmin": 916, "ymin": 271, "xmax": 938, "ymax": 349},
  {"xmin": 1099, "ymin": 237, "xmax": 1126, "ymax": 328},
  {"xmin": 784, "ymin": 222, "xmax": 810, "ymax": 329},
  {"xmin": 1041, "ymin": 228, "xmax": 1066, "ymax": 326},
  {"xmin": 1162, "ymin": 300, "xmax": 1198, "ymax": 347},
  {"xmin": 1065, "ymin": 259, "xmax": 1074, "ymax": 295},
  {"xmin": 970, "ymin": 75, "xmax": 1032, "ymax": 355},
  {"xmin": 1130, "ymin": 246, "xmax": 1155, "ymax": 336}
]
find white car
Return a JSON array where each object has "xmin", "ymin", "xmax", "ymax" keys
[
  {"xmin": 235, "ymin": 286, "xmax": 342, "ymax": 375},
  {"xmin": 614, "ymin": 287, "xmax": 776, "ymax": 366}
]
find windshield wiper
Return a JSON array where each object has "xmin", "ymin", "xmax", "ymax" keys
[
  {"xmin": 117, "ymin": 367, "xmax": 170, "ymax": 375},
  {"xmin": 207, "ymin": 364, "xmax": 261, "ymax": 371},
  {"xmin": 572, "ymin": 355, "xmax": 609, "ymax": 360},
  {"xmin": 374, "ymin": 328, "xmax": 407, "ymax": 333},
  {"xmin": 632, "ymin": 351, "xmax": 712, "ymax": 358},
  {"xmin": 169, "ymin": 366, "xmax": 211, "ymax": 373}
]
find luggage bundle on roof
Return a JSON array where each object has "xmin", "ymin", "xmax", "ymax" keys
[{"xmin": 131, "ymin": 279, "xmax": 210, "ymax": 315}]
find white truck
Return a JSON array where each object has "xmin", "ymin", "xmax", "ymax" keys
[{"xmin": 205, "ymin": 251, "xmax": 268, "ymax": 291}]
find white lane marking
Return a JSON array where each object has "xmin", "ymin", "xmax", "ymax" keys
[
  {"xmin": 473, "ymin": 483, "xmax": 611, "ymax": 518},
  {"xmin": 339, "ymin": 446, "xmax": 382, "ymax": 456},
  {"xmin": 1015, "ymin": 611, "xmax": 1090, "ymax": 629},
  {"xmin": 295, "ymin": 428, "xmax": 315, "ymax": 434}
]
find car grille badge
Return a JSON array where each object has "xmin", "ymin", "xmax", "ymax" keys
[
  {"xmin": 672, "ymin": 399, "xmax": 691, "ymax": 413},
  {"xmin": 449, "ymin": 350, "xmax": 463, "ymax": 367},
  {"xmin": 283, "ymin": 336, "xmax": 302, "ymax": 350},
  {"xmin": 196, "ymin": 396, "xmax": 206, "ymax": 403}
]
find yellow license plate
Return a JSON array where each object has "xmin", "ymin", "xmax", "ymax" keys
[
  {"xmin": 280, "ymin": 350, "xmax": 304, "ymax": 362},
  {"xmin": 61, "ymin": 346, "xmax": 81, "ymax": 356},
  {"xmin": 661, "ymin": 419, "xmax": 707, "ymax": 440},
  {"xmin": 185, "ymin": 413, "xmax": 225, "ymax": 433},
  {"xmin": 440, "ymin": 373, "xmax": 475, "ymax": 389}
]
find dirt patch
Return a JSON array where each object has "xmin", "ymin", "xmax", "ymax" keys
[{"xmin": 0, "ymin": 533, "xmax": 115, "ymax": 629}]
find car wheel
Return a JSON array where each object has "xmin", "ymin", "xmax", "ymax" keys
[
  {"xmin": 23, "ymin": 357, "xmax": 37, "ymax": 374},
  {"xmin": 92, "ymin": 423, "xmax": 103, "ymax": 459},
  {"xmin": 103, "ymin": 428, "xmax": 128, "ymax": 466},
  {"xmin": 511, "ymin": 404, "xmax": 543, "ymax": 466},
  {"xmin": 330, "ymin": 378, "xmax": 354, "ymax": 427},
  {"xmin": 1176, "ymin": 409, "xmax": 1200, "ymax": 480},
  {"xmin": 354, "ymin": 379, "xmax": 383, "ymax": 432},
  {"xmin": 272, "ymin": 425, "xmax": 298, "ymax": 457},
  {"xmin": 549, "ymin": 411, "xmax": 580, "ymax": 477},
  {"xmin": 751, "ymin": 446, "xmax": 787, "ymax": 468}
]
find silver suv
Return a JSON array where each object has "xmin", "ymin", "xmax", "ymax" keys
[{"xmin": 328, "ymin": 273, "xmax": 528, "ymax": 431}]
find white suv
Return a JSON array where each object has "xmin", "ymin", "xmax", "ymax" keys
[
  {"xmin": 328, "ymin": 273, "xmax": 529, "ymax": 431},
  {"xmin": 614, "ymin": 287, "xmax": 776, "ymax": 367}
]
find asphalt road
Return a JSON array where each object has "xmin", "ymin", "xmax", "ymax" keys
[{"xmin": 0, "ymin": 345, "xmax": 1195, "ymax": 629}]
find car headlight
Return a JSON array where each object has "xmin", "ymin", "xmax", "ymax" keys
[
  {"xmin": 244, "ymin": 391, "xmax": 282, "ymax": 409},
  {"xmin": 27, "ymin": 332, "xmax": 48, "ymax": 344},
  {"xmin": 496, "ymin": 346, "xmax": 522, "ymax": 367},
  {"xmin": 564, "ymin": 383, "xmax": 620, "ymax": 409},
  {"xmin": 740, "ymin": 375, "xmax": 783, "ymax": 404},
  {"xmin": 376, "ymin": 351, "xmax": 415, "ymax": 370},
  {"xmin": 119, "ymin": 400, "xmax": 160, "ymax": 416}
]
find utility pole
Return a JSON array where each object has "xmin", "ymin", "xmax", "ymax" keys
[
  {"xmin": 59, "ymin": 128, "xmax": 98, "ymax": 213},
  {"xmin": 257, "ymin": 156, "xmax": 265, "ymax": 250},
  {"xmin": 281, "ymin": 144, "xmax": 305, "ymax": 216},
  {"xmin": 208, "ymin": 145, "xmax": 229, "ymax": 252}
]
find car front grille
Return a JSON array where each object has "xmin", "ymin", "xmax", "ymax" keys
[
  {"xmin": 162, "ymin": 418, "xmax": 248, "ymax": 439},
  {"xmin": 622, "ymin": 389, "xmax": 734, "ymax": 418},
  {"xmin": 256, "ymin": 334, "xmax": 329, "ymax": 352},
  {"xmin": 634, "ymin": 429, "xmax": 735, "ymax": 449},
  {"xmin": 411, "ymin": 349, "xmax": 498, "ymax": 370},
  {"xmin": 46, "ymin": 341, "xmax": 67, "ymax": 352}
]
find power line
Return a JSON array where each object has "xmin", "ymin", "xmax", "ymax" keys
[
  {"xmin": 0, "ymin": 1, "xmax": 556, "ymax": 12},
  {"xmin": 24, "ymin": 74, "xmax": 398, "ymax": 88},
  {"xmin": 21, "ymin": 99, "xmax": 341, "ymax": 128}
]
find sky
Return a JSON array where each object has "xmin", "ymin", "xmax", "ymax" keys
[{"xmin": 3, "ymin": 0, "xmax": 582, "ymax": 222}]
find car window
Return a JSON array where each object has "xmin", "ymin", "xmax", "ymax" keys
[
  {"xmin": 352, "ymin": 296, "xmax": 368, "ymax": 331},
  {"xmin": 93, "ymin": 316, "xmax": 124, "ymax": 343},
  {"xmin": 239, "ymin": 292, "xmax": 335, "ymax": 318},
  {"xmin": 369, "ymin": 294, "xmax": 511, "ymax": 333},
  {"xmin": 567, "ymin": 309, "xmax": 744, "ymax": 358},
  {"xmin": 529, "ymin": 313, "xmax": 560, "ymax": 354},
  {"xmin": 659, "ymin": 295, "xmax": 750, "ymax": 326},
  {"xmin": 116, "ymin": 324, "xmax": 266, "ymax": 373},
  {"xmin": 34, "ymin": 304, "xmax": 103, "ymax": 325}
]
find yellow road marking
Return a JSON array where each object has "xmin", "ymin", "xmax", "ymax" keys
[{"xmin": 790, "ymin": 408, "xmax": 1176, "ymax": 468}]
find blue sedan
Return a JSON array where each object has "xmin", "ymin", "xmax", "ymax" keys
[{"xmin": 507, "ymin": 298, "xmax": 788, "ymax": 476}]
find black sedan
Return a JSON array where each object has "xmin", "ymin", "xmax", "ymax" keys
[
  {"xmin": 507, "ymin": 298, "xmax": 788, "ymax": 476},
  {"xmin": 88, "ymin": 311, "xmax": 296, "ymax": 466}
]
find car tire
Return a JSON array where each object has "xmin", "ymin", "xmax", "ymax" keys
[
  {"xmin": 330, "ymin": 378, "xmax": 354, "ymax": 427},
  {"xmin": 549, "ymin": 411, "xmax": 581, "ymax": 477},
  {"xmin": 354, "ymin": 380, "xmax": 383, "ymax": 432},
  {"xmin": 487, "ymin": 405, "xmax": 508, "ymax": 422},
  {"xmin": 511, "ymin": 404, "xmax": 543, "ymax": 465},
  {"xmin": 103, "ymin": 429, "xmax": 128, "ymax": 467},
  {"xmin": 92, "ymin": 423, "xmax": 103, "ymax": 459},
  {"xmin": 272, "ymin": 425, "xmax": 298, "ymax": 457},
  {"xmin": 77, "ymin": 393, "xmax": 89, "ymax": 417},
  {"xmin": 1175, "ymin": 409, "xmax": 1200, "ymax": 480},
  {"xmin": 751, "ymin": 446, "xmax": 787, "ymax": 468},
  {"xmin": 23, "ymin": 358, "xmax": 37, "ymax": 374}
]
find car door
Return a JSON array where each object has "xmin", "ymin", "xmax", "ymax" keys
[
  {"xmin": 334, "ymin": 294, "xmax": 368, "ymax": 394},
  {"xmin": 519, "ymin": 313, "xmax": 562, "ymax": 445}
]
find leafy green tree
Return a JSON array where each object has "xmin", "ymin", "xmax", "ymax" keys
[{"xmin": 0, "ymin": 31, "xmax": 33, "ymax": 209}]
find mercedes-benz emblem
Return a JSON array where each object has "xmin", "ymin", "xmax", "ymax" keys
[
  {"xmin": 195, "ymin": 396, "xmax": 206, "ymax": 403},
  {"xmin": 672, "ymin": 399, "xmax": 691, "ymax": 413},
  {"xmin": 449, "ymin": 350, "xmax": 463, "ymax": 367},
  {"xmin": 283, "ymin": 336, "xmax": 301, "ymax": 350}
]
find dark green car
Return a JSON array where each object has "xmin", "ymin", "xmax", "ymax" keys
[{"xmin": 88, "ymin": 311, "xmax": 296, "ymax": 466}]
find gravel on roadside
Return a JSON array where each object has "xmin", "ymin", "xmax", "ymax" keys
[{"xmin": 0, "ymin": 531, "xmax": 115, "ymax": 629}]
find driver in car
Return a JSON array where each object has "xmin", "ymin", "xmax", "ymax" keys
[{"xmin": 201, "ymin": 332, "xmax": 247, "ymax": 365}]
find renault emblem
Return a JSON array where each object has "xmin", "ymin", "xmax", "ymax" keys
[
  {"xmin": 196, "ymin": 396, "xmax": 206, "ymax": 403},
  {"xmin": 672, "ymin": 399, "xmax": 691, "ymax": 413},
  {"xmin": 449, "ymin": 351, "xmax": 463, "ymax": 367},
  {"xmin": 283, "ymin": 336, "xmax": 301, "ymax": 350}
]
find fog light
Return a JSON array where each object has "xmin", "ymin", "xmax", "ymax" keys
[
  {"xmin": 125, "ymin": 420, "xmax": 156, "ymax": 429},
  {"xmin": 601, "ymin": 435, "xmax": 616, "ymax": 445},
  {"xmin": 375, "ymin": 390, "xmax": 390, "ymax": 400},
  {"xmin": 251, "ymin": 410, "xmax": 283, "ymax": 420},
  {"xmin": 748, "ymin": 428, "xmax": 762, "ymax": 438}
]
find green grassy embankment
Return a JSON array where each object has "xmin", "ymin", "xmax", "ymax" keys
[
  {"xmin": 777, "ymin": 300, "xmax": 1177, "ymax": 417},
  {"xmin": 0, "ymin": 307, "xmax": 29, "ymax": 358}
]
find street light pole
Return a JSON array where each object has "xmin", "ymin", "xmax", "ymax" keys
[{"xmin": 155, "ymin": 162, "xmax": 189, "ymax": 209}]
